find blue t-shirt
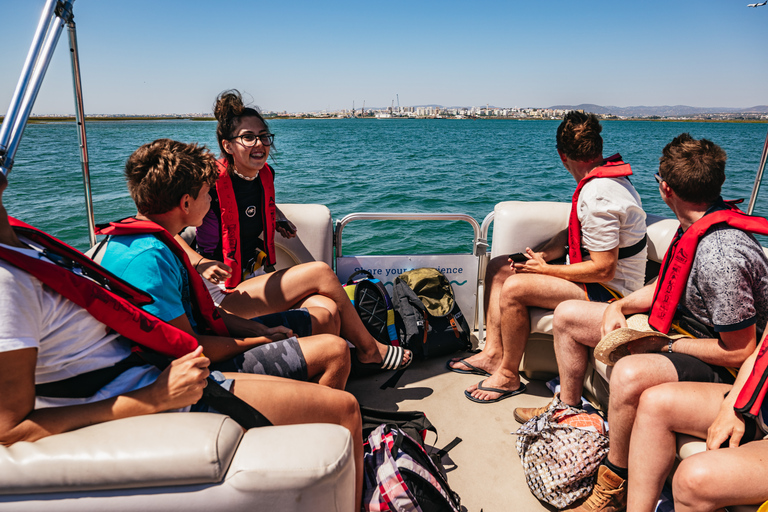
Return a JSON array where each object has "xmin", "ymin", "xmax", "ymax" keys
[{"xmin": 100, "ymin": 233, "xmax": 198, "ymax": 331}]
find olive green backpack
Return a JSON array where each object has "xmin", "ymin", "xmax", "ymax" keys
[{"xmin": 392, "ymin": 268, "xmax": 471, "ymax": 359}]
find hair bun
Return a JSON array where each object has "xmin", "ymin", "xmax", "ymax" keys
[{"xmin": 213, "ymin": 89, "xmax": 245, "ymax": 121}]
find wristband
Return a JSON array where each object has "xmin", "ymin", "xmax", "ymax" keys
[
  {"xmin": 667, "ymin": 339, "xmax": 674, "ymax": 353},
  {"xmin": 195, "ymin": 256, "xmax": 205, "ymax": 270}
]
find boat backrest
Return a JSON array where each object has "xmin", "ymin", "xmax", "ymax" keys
[
  {"xmin": 272, "ymin": 204, "xmax": 334, "ymax": 270},
  {"xmin": 489, "ymin": 201, "xmax": 570, "ymax": 258},
  {"xmin": 490, "ymin": 201, "xmax": 678, "ymax": 268}
]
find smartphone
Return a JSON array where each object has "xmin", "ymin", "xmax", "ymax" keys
[
  {"xmin": 508, "ymin": 252, "xmax": 528, "ymax": 263},
  {"xmin": 276, "ymin": 220, "xmax": 296, "ymax": 235}
]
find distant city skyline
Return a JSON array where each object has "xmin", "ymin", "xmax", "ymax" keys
[{"xmin": 1, "ymin": 0, "xmax": 766, "ymax": 116}]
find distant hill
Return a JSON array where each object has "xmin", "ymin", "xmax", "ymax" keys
[{"xmin": 548, "ymin": 104, "xmax": 768, "ymax": 117}]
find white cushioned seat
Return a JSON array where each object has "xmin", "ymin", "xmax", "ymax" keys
[{"xmin": 0, "ymin": 413, "xmax": 355, "ymax": 512}]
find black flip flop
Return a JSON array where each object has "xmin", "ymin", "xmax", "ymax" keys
[
  {"xmin": 464, "ymin": 379, "xmax": 527, "ymax": 404},
  {"xmin": 446, "ymin": 358, "xmax": 491, "ymax": 377}
]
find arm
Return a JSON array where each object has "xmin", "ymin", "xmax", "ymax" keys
[
  {"xmin": 0, "ymin": 346, "xmax": 209, "ymax": 446},
  {"xmin": 706, "ymin": 332, "xmax": 766, "ymax": 449},
  {"xmin": 515, "ymin": 246, "xmax": 618, "ymax": 283},
  {"xmin": 166, "ymin": 311, "xmax": 289, "ymax": 363},
  {"xmin": 534, "ymin": 228, "xmax": 568, "ymax": 262},
  {"xmin": 600, "ymin": 283, "xmax": 656, "ymax": 336},
  {"xmin": 174, "ymin": 234, "xmax": 232, "ymax": 284}
]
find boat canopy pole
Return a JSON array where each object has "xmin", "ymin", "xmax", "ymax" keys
[
  {"xmin": 0, "ymin": 0, "xmax": 72, "ymax": 176},
  {"xmin": 747, "ymin": 127, "xmax": 768, "ymax": 216},
  {"xmin": 0, "ymin": 1, "xmax": 96, "ymax": 246},
  {"xmin": 66, "ymin": 10, "xmax": 96, "ymax": 246}
]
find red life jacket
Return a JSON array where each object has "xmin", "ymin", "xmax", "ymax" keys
[
  {"xmin": 0, "ymin": 217, "xmax": 199, "ymax": 358},
  {"xmin": 215, "ymin": 158, "xmax": 276, "ymax": 289},
  {"xmin": 567, "ymin": 154, "xmax": 633, "ymax": 264},
  {"xmin": 96, "ymin": 217, "xmax": 229, "ymax": 336},
  {"xmin": 647, "ymin": 203, "xmax": 768, "ymax": 334}
]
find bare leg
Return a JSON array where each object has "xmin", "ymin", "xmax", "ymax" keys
[
  {"xmin": 296, "ymin": 334, "xmax": 351, "ymax": 389},
  {"xmin": 606, "ymin": 354, "xmax": 679, "ymax": 468},
  {"xmin": 448, "ymin": 255, "xmax": 513, "ymax": 374},
  {"xmin": 220, "ymin": 262, "xmax": 409, "ymax": 367},
  {"xmin": 673, "ymin": 439, "xmax": 768, "ymax": 512},
  {"xmin": 225, "ymin": 373, "xmax": 364, "ymax": 509},
  {"xmin": 552, "ymin": 300, "xmax": 609, "ymax": 406},
  {"xmin": 294, "ymin": 293, "xmax": 341, "ymax": 336},
  {"xmin": 467, "ymin": 274, "xmax": 585, "ymax": 401},
  {"xmin": 628, "ymin": 382, "xmax": 730, "ymax": 512}
]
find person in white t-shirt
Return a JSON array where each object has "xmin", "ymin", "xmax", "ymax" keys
[
  {"xmin": 0, "ymin": 160, "xmax": 364, "ymax": 508},
  {"xmin": 448, "ymin": 111, "xmax": 647, "ymax": 404}
]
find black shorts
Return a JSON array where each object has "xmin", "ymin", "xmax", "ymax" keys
[
  {"xmin": 252, "ymin": 307, "xmax": 313, "ymax": 338},
  {"xmin": 659, "ymin": 352, "xmax": 736, "ymax": 385},
  {"xmin": 583, "ymin": 282, "xmax": 622, "ymax": 303}
]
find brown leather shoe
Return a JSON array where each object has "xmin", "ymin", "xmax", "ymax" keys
[
  {"xmin": 513, "ymin": 397, "xmax": 555, "ymax": 423},
  {"xmin": 562, "ymin": 465, "xmax": 627, "ymax": 512}
]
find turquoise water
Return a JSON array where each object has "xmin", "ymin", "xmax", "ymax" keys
[{"xmin": 6, "ymin": 119, "xmax": 768, "ymax": 254}]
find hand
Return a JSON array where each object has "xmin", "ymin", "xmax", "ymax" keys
[
  {"xmin": 151, "ymin": 346, "xmax": 210, "ymax": 411},
  {"xmin": 199, "ymin": 260, "xmax": 232, "ymax": 284},
  {"xmin": 707, "ymin": 401, "xmax": 745, "ymax": 450},
  {"xmin": 276, "ymin": 220, "xmax": 297, "ymax": 239},
  {"xmin": 601, "ymin": 302, "xmax": 628, "ymax": 337},
  {"xmin": 627, "ymin": 335, "xmax": 668, "ymax": 355},
  {"xmin": 514, "ymin": 247, "xmax": 547, "ymax": 274}
]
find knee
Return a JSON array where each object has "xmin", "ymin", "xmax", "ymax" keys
[
  {"xmin": 486, "ymin": 256, "xmax": 513, "ymax": 287},
  {"xmin": 635, "ymin": 385, "xmax": 676, "ymax": 427},
  {"xmin": 314, "ymin": 307, "xmax": 340, "ymax": 335},
  {"xmin": 335, "ymin": 390, "xmax": 361, "ymax": 431},
  {"xmin": 610, "ymin": 359, "xmax": 656, "ymax": 403},
  {"xmin": 486, "ymin": 256, "xmax": 508, "ymax": 279},
  {"xmin": 673, "ymin": 457, "xmax": 716, "ymax": 509},
  {"xmin": 499, "ymin": 276, "xmax": 525, "ymax": 306},
  {"xmin": 553, "ymin": 301, "xmax": 582, "ymax": 335},
  {"xmin": 324, "ymin": 334, "xmax": 351, "ymax": 365},
  {"xmin": 306, "ymin": 261, "xmax": 336, "ymax": 281}
]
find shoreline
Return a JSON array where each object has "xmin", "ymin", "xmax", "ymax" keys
[{"xmin": 3, "ymin": 116, "xmax": 766, "ymax": 124}]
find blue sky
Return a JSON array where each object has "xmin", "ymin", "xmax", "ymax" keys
[{"xmin": 1, "ymin": 0, "xmax": 766, "ymax": 115}]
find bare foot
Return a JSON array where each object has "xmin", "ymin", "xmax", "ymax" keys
[
  {"xmin": 447, "ymin": 351, "xmax": 500, "ymax": 375},
  {"xmin": 465, "ymin": 370, "xmax": 522, "ymax": 402}
]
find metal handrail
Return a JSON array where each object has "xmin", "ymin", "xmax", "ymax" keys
[
  {"xmin": 475, "ymin": 211, "xmax": 496, "ymax": 344},
  {"xmin": 748, "ymin": 128, "xmax": 768, "ymax": 215},
  {"xmin": 335, "ymin": 212, "xmax": 481, "ymax": 258}
]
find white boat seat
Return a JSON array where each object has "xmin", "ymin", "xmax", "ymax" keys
[
  {"xmin": 0, "ymin": 413, "xmax": 355, "ymax": 511},
  {"xmin": 272, "ymin": 203, "xmax": 334, "ymax": 270}
]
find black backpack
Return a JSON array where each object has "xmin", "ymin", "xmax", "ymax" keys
[
  {"xmin": 392, "ymin": 268, "xmax": 471, "ymax": 359},
  {"xmin": 342, "ymin": 270, "xmax": 398, "ymax": 345}
]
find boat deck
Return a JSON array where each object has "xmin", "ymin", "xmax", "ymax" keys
[{"xmin": 346, "ymin": 350, "xmax": 556, "ymax": 512}]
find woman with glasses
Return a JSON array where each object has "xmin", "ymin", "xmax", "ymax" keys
[{"xmin": 180, "ymin": 90, "xmax": 412, "ymax": 374}]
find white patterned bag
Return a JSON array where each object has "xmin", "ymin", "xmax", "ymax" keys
[{"xmin": 514, "ymin": 397, "xmax": 609, "ymax": 508}]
